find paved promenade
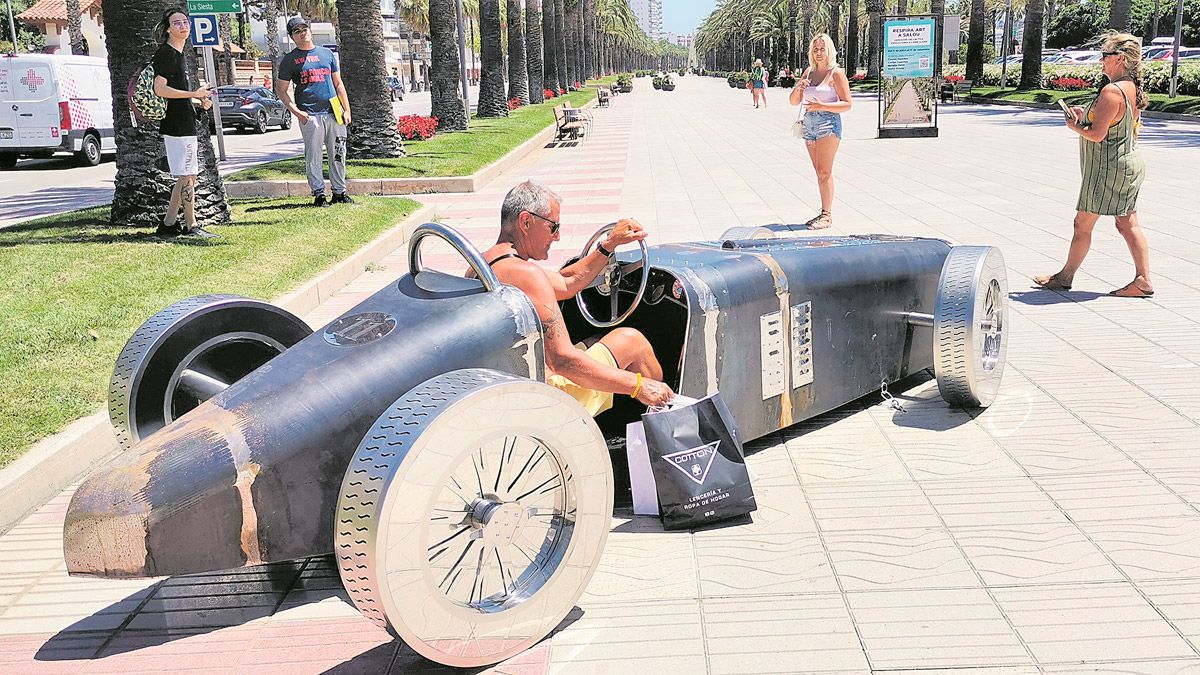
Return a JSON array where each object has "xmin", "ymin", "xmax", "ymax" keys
[{"xmin": 2, "ymin": 76, "xmax": 1199, "ymax": 674}]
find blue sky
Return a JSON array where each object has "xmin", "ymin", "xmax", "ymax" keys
[{"xmin": 662, "ymin": 0, "xmax": 717, "ymax": 35}]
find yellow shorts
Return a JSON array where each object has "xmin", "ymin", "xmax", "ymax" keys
[{"xmin": 547, "ymin": 342, "xmax": 617, "ymax": 416}]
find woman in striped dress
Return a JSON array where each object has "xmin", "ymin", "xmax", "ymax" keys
[{"xmin": 1034, "ymin": 33, "xmax": 1153, "ymax": 297}]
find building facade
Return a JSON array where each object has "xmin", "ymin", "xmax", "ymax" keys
[
  {"xmin": 628, "ymin": 0, "xmax": 662, "ymax": 41},
  {"xmin": 15, "ymin": 0, "xmax": 107, "ymax": 58}
]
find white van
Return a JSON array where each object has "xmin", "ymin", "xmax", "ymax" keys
[{"xmin": 0, "ymin": 53, "xmax": 115, "ymax": 169}]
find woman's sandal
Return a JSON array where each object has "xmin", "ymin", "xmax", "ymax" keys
[
  {"xmin": 1032, "ymin": 273, "xmax": 1072, "ymax": 291},
  {"xmin": 1109, "ymin": 281, "xmax": 1155, "ymax": 298},
  {"xmin": 805, "ymin": 210, "xmax": 832, "ymax": 230}
]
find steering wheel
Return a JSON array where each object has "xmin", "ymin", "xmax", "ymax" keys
[{"xmin": 574, "ymin": 223, "xmax": 650, "ymax": 328}]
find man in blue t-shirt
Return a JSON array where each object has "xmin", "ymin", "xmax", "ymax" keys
[{"xmin": 277, "ymin": 16, "xmax": 353, "ymax": 207}]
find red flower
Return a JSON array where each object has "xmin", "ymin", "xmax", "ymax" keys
[
  {"xmin": 544, "ymin": 87, "xmax": 556, "ymax": 98},
  {"xmin": 396, "ymin": 114, "xmax": 438, "ymax": 140},
  {"xmin": 507, "ymin": 97, "xmax": 523, "ymax": 110},
  {"xmin": 1050, "ymin": 76, "xmax": 1091, "ymax": 91},
  {"xmin": 945, "ymin": 74, "xmax": 964, "ymax": 83},
  {"xmin": 850, "ymin": 73, "xmax": 866, "ymax": 81}
]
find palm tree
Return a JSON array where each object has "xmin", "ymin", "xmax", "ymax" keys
[
  {"xmin": 526, "ymin": 0, "xmax": 545, "ymax": 101},
  {"xmin": 103, "ymin": 0, "xmax": 228, "ymax": 229},
  {"xmin": 476, "ymin": 0, "xmax": 508, "ymax": 115},
  {"xmin": 930, "ymin": 0, "xmax": 944, "ymax": 75},
  {"xmin": 542, "ymin": 0, "xmax": 559, "ymax": 90},
  {"xmin": 507, "ymin": 0, "xmax": 529, "ymax": 103},
  {"xmin": 583, "ymin": 0, "xmax": 596, "ymax": 79},
  {"xmin": 966, "ymin": 0, "xmax": 986, "ymax": 80},
  {"xmin": 66, "ymin": 0, "xmax": 87, "ymax": 54},
  {"xmin": 335, "ymin": 0, "xmax": 405, "ymax": 156},
  {"xmin": 865, "ymin": 0, "xmax": 884, "ymax": 77},
  {"xmin": 1109, "ymin": 0, "xmax": 1130, "ymax": 30},
  {"xmin": 1018, "ymin": 0, "xmax": 1044, "ymax": 88},
  {"xmin": 429, "ymin": 0, "xmax": 468, "ymax": 129},
  {"xmin": 397, "ymin": 0, "xmax": 430, "ymax": 92},
  {"xmin": 247, "ymin": 0, "xmax": 282, "ymax": 86},
  {"xmin": 218, "ymin": 13, "xmax": 235, "ymax": 85},
  {"xmin": 565, "ymin": 0, "xmax": 579, "ymax": 86},
  {"xmin": 554, "ymin": 0, "xmax": 568, "ymax": 89}
]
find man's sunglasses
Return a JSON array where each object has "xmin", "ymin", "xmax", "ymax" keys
[
  {"xmin": 527, "ymin": 211, "xmax": 561, "ymax": 234},
  {"xmin": 290, "ymin": 26, "xmax": 310, "ymax": 35}
]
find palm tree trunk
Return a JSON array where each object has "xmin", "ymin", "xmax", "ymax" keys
[
  {"xmin": 830, "ymin": 0, "xmax": 841, "ymax": 49},
  {"xmin": 583, "ymin": 0, "xmax": 594, "ymax": 80},
  {"xmin": 430, "ymin": 0, "xmax": 468, "ymax": 129},
  {"xmin": 335, "ymin": 0, "xmax": 405, "ymax": 155},
  {"xmin": 541, "ymin": 0, "xmax": 558, "ymax": 90},
  {"xmin": 966, "ymin": 0, "xmax": 986, "ymax": 80},
  {"xmin": 507, "ymin": 0, "xmax": 529, "ymax": 103},
  {"xmin": 1109, "ymin": 0, "xmax": 1131, "ymax": 30},
  {"xmin": 219, "ymin": 13, "xmax": 235, "ymax": 85},
  {"xmin": 930, "ymin": 0, "xmax": 944, "ymax": 75},
  {"xmin": 897, "ymin": 0, "xmax": 907, "ymax": 16},
  {"xmin": 526, "ymin": 0, "xmax": 545, "ymax": 102},
  {"xmin": 565, "ymin": 0, "xmax": 578, "ymax": 87},
  {"xmin": 104, "ymin": 0, "xmax": 228, "ymax": 229},
  {"xmin": 262, "ymin": 0, "xmax": 281, "ymax": 86},
  {"xmin": 477, "ymin": 0, "xmax": 508, "ymax": 115},
  {"xmin": 554, "ymin": 0, "xmax": 567, "ymax": 91},
  {"xmin": 866, "ymin": 0, "xmax": 883, "ymax": 78},
  {"xmin": 66, "ymin": 0, "xmax": 87, "ymax": 54},
  {"xmin": 1018, "ymin": 0, "xmax": 1045, "ymax": 89}
]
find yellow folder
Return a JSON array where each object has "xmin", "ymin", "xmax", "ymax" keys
[{"xmin": 329, "ymin": 96, "xmax": 345, "ymax": 125}]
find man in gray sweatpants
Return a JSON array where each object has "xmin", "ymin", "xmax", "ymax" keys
[{"xmin": 276, "ymin": 16, "xmax": 353, "ymax": 207}]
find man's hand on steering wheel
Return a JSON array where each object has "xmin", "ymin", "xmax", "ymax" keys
[{"xmin": 602, "ymin": 218, "xmax": 649, "ymax": 252}]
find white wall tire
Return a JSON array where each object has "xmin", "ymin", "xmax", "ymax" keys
[
  {"xmin": 336, "ymin": 368, "xmax": 612, "ymax": 668},
  {"xmin": 934, "ymin": 246, "xmax": 1009, "ymax": 408}
]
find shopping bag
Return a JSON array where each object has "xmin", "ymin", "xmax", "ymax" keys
[
  {"xmin": 625, "ymin": 420, "xmax": 659, "ymax": 516},
  {"xmin": 642, "ymin": 393, "xmax": 756, "ymax": 530}
]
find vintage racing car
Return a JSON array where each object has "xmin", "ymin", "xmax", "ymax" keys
[{"xmin": 64, "ymin": 222, "xmax": 1008, "ymax": 667}]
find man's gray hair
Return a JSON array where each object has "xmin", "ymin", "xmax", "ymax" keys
[{"xmin": 500, "ymin": 180, "xmax": 561, "ymax": 228}]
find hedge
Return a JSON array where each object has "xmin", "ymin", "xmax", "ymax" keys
[{"xmin": 944, "ymin": 61, "xmax": 1200, "ymax": 96}]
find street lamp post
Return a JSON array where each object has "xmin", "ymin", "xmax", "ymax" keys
[
  {"xmin": 455, "ymin": 0, "xmax": 471, "ymax": 122},
  {"xmin": 999, "ymin": 0, "xmax": 1013, "ymax": 89},
  {"xmin": 5, "ymin": 0, "xmax": 18, "ymax": 53},
  {"xmin": 1169, "ymin": 0, "xmax": 1183, "ymax": 98}
]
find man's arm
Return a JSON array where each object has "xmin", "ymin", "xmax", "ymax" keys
[
  {"xmin": 547, "ymin": 218, "xmax": 649, "ymax": 300},
  {"xmin": 154, "ymin": 75, "xmax": 208, "ymax": 101},
  {"xmin": 275, "ymin": 79, "xmax": 308, "ymax": 124},
  {"xmin": 512, "ymin": 265, "xmax": 671, "ymax": 405},
  {"xmin": 331, "ymin": 71, "xmax": 352, "ymax": 125}
]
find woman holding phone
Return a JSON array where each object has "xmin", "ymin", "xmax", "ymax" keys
[
  {"xmin": 1035, "ymin": 32, "xmax": 1152, "ymax": 297},
  {"xmin": 789, "ymin": 34, "xmax": 852, "ymax": 230}
]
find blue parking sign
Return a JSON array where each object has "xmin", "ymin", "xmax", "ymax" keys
[{"xmin": 190, "ymin": 14, "xmax": 220, "ymax": 47}]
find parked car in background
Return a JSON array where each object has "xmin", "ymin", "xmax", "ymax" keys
[
  {"xmin": 213, "ymin": 86, "xmax": 291, "ymax": 134},
  {"xmin": 1057, "ymin": 51, "xmax": 1103, "ymax": 64},
  {"xmin": 386, "ymin": 76, "xmax": 405, "ymax": 101},
  {"xmin": 0, "ymin": 54, "xmax": 115, "ymax": 169},
  {"xmin": 1151, "ymin": 47, "xmax": 1200, "ymax": 60},
  {"xmin": 989, "ymin": 54, "xmax": 1023, "ymax": 65}
]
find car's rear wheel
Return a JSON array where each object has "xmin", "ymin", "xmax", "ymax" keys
[
  {"xmin": 254, "ymin": 111, "xmax": 268, "ymax": 134},
  {"xmin": 109, "ymin": 294, "xmax": 313, "ymax": 449},
  {"xmin": 933, "ymin": 246, "xmax": 1008, "ymax": 408},
  {"xmin": 336, "ymin": 368, "xmax": 612, "ymax": 668},
  {"xmin": 75, "ymin": 133, "xmax": 101, "ymax": 167},
  {"xmin": 279, "ymin": 110, "xmax": 292, "ymax": 130},
  {"xmin": 0, "ymin": 153, "xmax": 16, "ymax": 170}
]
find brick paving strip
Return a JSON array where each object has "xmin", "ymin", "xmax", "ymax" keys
[{"xmin": 2, "ymin": 77, "xmax": 1200, "ymax": 674}]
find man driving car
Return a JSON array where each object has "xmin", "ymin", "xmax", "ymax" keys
[{"xmin": 480, "ymin": 181, "xmax": 675, "ymax": 413}]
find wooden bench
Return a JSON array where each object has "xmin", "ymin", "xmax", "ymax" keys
[
  {"xmin": 597, "ymin": 88, "xmax": 611, "ymax": 107},
  {"xmin": 940, "ymin": 78, "xmax": 973, "ymax": 103},
  {"xmin": 563, "ymin": 105, "xmax": 592, "ymax": 136},
  {"xmin": 553, "ymin": 105, "xmax": 585, "ymax": 140}
]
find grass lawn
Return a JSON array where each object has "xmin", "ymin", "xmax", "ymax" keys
[
  {"xmin": 848, "ymin": 79, "xmax": 882, "ymax": 92},
  {"xmin": 0, "ymin": 196, "xmax": 419, "ymax": 468},
  {"xmin": 592, "ymin": 74, "xmax": 620, "ymax": 84},
  {"xmin": 228, "ymin": 88, "xmax": 598, "ymax": 182},
  {"xmin": 971, "ymin": 87, "xmax": 1200, "ymax": 116}
]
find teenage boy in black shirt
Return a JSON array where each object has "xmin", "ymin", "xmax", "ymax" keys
[{"xmin": 152, "ymin": 8, "xmax": 217, "ymax": 238}]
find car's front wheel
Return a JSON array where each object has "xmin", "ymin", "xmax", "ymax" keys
[
  {"xmin": 336, "ymin": 368, "xmax": 612, "ymax": 668},
  {"xmin": 279, "ymin": 110, "xmax": 291, "ymax": 130},
  {"xmin": 0, "ymin": 153, "xmax": 17, "ymax": 170}
]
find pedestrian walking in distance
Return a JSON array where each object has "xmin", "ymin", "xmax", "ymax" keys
[
  {"xmin": 790, "ymin": 34, "xmax": 852, "ymax": 230},
  {"xmin": 276, "ymin": 16, "xmax": 353, "ymax": 208},
  {"xmin": 1034, "ymin": 32, "xmax": 1153, "ymax": 298},
  {"xmin": 750, "ymin": 58, "xmax": 768, "ymax": 108},
  {"xmin": 152, "ymin": 8, "xmax": 218, "ymax": 238}
]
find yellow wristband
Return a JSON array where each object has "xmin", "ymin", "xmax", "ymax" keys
[{"xmin": 630, "ymin": 372, "xmax": 643, "ymax": 399}]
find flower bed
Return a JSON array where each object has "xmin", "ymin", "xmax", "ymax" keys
[{"xmin": 396, "ymin": 114, "xmax": 438, "ymax": 141}]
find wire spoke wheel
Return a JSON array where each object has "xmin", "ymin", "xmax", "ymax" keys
[{"xmin": 336, "ymin": 369, "xmax": 612, "ymax": 668}]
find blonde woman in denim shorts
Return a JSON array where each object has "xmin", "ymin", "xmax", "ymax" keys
[{"xmin": 790, "ymin": 34, "xmax": 852, "ymax": 229}]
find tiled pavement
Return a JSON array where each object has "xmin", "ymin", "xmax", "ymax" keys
[{"xmin": 3, "ymin": 77, "xmax": 1200, "ymax": 674}]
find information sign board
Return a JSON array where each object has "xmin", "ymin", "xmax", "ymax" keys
[
  {"xmin": 187, "ymin": 0, "xmax": 243, "ymax": 13},
  {"xmin": 878, "ymin": 15, "xmax": 941, "ymax": 138}
]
